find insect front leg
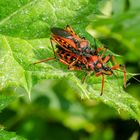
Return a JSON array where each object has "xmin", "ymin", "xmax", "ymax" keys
[
  {"xmin": 102, "ymin": 54, "xmax": 118, "ymax": 65},
  {"xmin": 109, "ymin": 55, "xmax": 126, "ymax": 88},
  {"xmin": 95, "ymin": 72, "xmax": 104, "ymax": 96},
  {"xmin": 103, "ymin": 54, "xmax": 126, "ymax": 88},
  {"xmin": 111, "ymin": 64, "xmax": 126, "ymax": 88}
]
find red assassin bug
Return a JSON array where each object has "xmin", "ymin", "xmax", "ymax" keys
[
  {"xmin": 33, "ymin": 25, "xmax": 126, "ymax": 95},
  {"xmin": 50, "ymin": 25, "xmax": 97, "ymax": 57}
]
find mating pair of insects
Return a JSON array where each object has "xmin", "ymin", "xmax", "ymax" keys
[{"xmin": 34, "ymin": 25, "xmax": 126, "ymax": 95}]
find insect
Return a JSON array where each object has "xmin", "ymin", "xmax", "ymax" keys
[
  {"xmin": 50, "ymin": 25, "xmax": 97, "ymax": 57},
  {"xmin": 33, "ymin": 26, "xmax": 126, "ymax": 95}
]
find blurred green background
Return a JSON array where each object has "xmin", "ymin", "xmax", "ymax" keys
[{"xmin": 0, "ymin": 0, "xmax": 140, "ymax": 140}]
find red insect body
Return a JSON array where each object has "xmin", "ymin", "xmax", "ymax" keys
[{"xmin": 51, "ymin": 25, "xmax": 94, "ymax": 57}]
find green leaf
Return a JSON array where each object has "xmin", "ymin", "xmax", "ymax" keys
[
  {"xmin": 0, "ymin": 94, "xmax": 15, "ymax": 111},
  {"xmin": 0, "ymin": 0, "xmax": 140, "ymax": 121},
  {"xmin": 0, "ymin": 0, "xmax": 103, "ymax": 39},
  {"xmin": 0, "ymin": 130, "xmax": 27, "ymax": 140},
  {"xmin": 129, "ymin": 0, "xmax": 140, "ymax": 10},
  {"xmin": 112, "ymin": 0, "xmax": 126, "ymax": 15},
  {"xmin": 68, "ymin": 73, "xmax": 140, "ymax": 120},
  {"xmin": 0, "ymin": 34, "xmax": 140, "ymax": 120},
  {"xmin": 0, "ymin": 35, "xmax": 30, "ymax": 93},
  {"xmin": 89, "ymin": 7, "xmax": 140, "ymax": 61}
]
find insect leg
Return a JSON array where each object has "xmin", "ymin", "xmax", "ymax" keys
[
  {"xmin": 59, "ymin": 58, "xmax": 81, "ymax": 69},
  {"xmin": 69, "ymin": 56, "xmax": 80, "ymax": 68},
  {"xmin": 59, "ymin": 58, "xmax": 70, "ymax": 66},
  {"xmin": 33, "ymin": 58, "xmax": 56, "ymax": 64},
  {"xmin": 100, "ymin": 47, "xmax": 108, "ymax": 58},
  {"xmin": 120, "ymin": 65, "xmax": 126, "ymax": 88},
  {"xmin": 95, "ymin": 72, "xmax": 104, "ymax": 95},
  {"xmin": 96, "ymin": 46, "xmax": 104, "ymax": 53},
  {"xmin": 101, "ymin": 74, "xmax": 104, "ymax": 96},
  {"xmin": 111, "ymin": 64, "xmax": 126, "ymax": 88},
  {"xmin": 102, "ymin": 54, "xmax": 117, "ymax": 64},
  {"xmin": 98, "ymin": 56, "xmax": 104, "ymax": 64},
  {"xmin": 33, "ymin": 38, "xmax": 58, "ymax": 65},
  {"xmin": 102, "ymin": 55, "xmax": 111, "ymax": 64},
  {"xmin": 82, "ymin": 71, "xmax": 91, "ymax": 83},
  {"xmin": 93, "ymin": 45, "xmax": 105, "ymax": 55},
  {"xmin": 110, "ymin": 55, "xmax": 117, "ymax": 65},
  {"xmin": 50, "ymin": 38, "xmax": 57, "ymax": 57}
]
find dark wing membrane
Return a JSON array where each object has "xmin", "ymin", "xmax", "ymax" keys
[{"xmin": 51, "ymin": 27, "xmax": 72, "ymax": 38}]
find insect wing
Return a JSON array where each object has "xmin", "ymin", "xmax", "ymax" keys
[
  {"xmin": 51, "ymin": 27, "xmax": 72, "ymax": 38},
  {"xmin": 51, "ymin": 35, "xmax": 77, "ymax": 50}
]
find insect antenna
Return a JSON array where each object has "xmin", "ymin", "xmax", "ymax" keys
[
  {"xmin": 114, "ymin": 69, "xmax": 140, "ymax": 84},
  {"xmin": 132, "ymin": 76, "xmax": 140, "ymax": 83},
  {"xmin": 126, "ymin": 73, "xmax": 140, "ymax": 86}
]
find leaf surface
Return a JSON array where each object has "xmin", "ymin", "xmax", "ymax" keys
[
  {"xmin": 0, "ymin": 130, "xmax": 27, "ymax": 140},
  {"xmin": 0, "ymin": 0, "xmax": 140, "ymax": 121},
  {"xmin": 0, "ymin": 0, "xmax": 102, "ymax": 39}
]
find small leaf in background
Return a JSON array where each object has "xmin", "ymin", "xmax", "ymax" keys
[
  {"xmin": 0, "ymin": 130, "xmax": 27, "ymax": 140},
  {"xmin": 0, "ymin": 94, "xmax": 15, "ymax": 111}
]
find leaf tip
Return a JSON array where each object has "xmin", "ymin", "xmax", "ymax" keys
[{"xmin": 27, "ymin": 91, "xmax": 32, "ymax": 102}]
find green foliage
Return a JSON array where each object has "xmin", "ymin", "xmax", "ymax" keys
[
  {"xmin": 0, "ymin": 0, "xmax": 101, "ymax": 39},
  {"xmin": 0, "ymin": 130, "xmax": 27, "ymax": 140},
  {"xmin": 0, "ymin": 0, "xmax": 140, "ymax": 139},
  {"xmin": 90, "ymin": 7, "xmax": 140, "ymax": 61},
  {"xmin": 0, "ymin": 94, "xmax": 16, "ymax": 111}
]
